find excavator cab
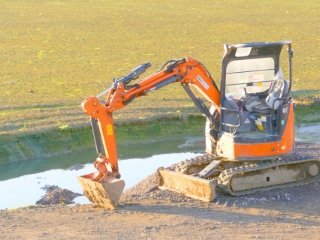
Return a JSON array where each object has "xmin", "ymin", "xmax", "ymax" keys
[{"xmin": 207, "ymin": 41, "xmax": 295, "ymax": 160}]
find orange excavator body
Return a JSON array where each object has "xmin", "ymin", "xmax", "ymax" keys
[
  {"xmin": 76, "ymin": 41, "xmax": 317, "ymax": 208},
  {"xmin": 216, "ymin": 103, "xmax": 295, "ymax": 159}
]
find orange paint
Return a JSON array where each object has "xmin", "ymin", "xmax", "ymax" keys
[{"xmin": 217, "ymin": 102, "xmax": 295, "ymax": 160}]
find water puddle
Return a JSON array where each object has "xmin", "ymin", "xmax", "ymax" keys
[{"xmin": 0, "ymin": 137, "xmax": 203, "ymax": 210}]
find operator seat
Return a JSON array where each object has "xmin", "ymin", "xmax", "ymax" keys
[
  {"xmin": 245, "ymin": 79, "xmax": 289, "ymax": 114},
  {"xmin": 265, "ymin": 79, "xmax": 289, "ymax": 109}
]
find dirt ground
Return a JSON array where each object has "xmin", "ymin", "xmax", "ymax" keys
[{"xmin": 1, "ymin": 140, "xmax": 320, "ymax": 239}]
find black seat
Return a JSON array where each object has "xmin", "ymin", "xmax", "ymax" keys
[{"xmin": 245, "ymin": 79, "xmax": 289, "ymax": 114}]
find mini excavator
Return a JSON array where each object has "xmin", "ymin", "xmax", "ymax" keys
[{"xmin": 77, "ymin": 41, "xmax": 320, "ymax": 209}]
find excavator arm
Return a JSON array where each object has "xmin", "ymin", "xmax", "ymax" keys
[{"xmin": 78, "ymin": 57, "xmax": 220, "ymax": 208}]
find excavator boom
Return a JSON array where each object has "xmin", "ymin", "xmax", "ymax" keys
[{"xmin": 78, "ymin": 57, "xmax": 221, "ymax": 208}]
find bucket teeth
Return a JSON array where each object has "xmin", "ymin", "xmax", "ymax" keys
[{"xmin": 77, "ymin": 173, "xmax": 125, "ymax": 209}]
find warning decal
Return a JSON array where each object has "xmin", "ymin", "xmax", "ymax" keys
[{"xmin": 244, "ymin": 118, "xmax": 251, "ymax": 124}]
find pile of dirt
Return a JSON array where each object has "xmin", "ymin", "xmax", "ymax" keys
[
  {"xmin": 36, "ymin": 187, "xmax": 83, "ymax": 205},
  {"xmin": 120, "ymin": 165, "xmax": 195, "ymax": 204}
]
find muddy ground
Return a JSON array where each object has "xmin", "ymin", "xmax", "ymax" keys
[{"xmin": 1, "ymin": 125, "xmax": 320, "ymax": 239}]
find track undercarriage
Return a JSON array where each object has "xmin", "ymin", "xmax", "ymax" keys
[{"xmin": 173, "ymin": 153, "xmax": 320, "ymax": 199}]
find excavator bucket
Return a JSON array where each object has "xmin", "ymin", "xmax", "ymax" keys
[
  {"xmin": 77, "ymin": 173, "xmax": 125, "ymax": 209},
  {"xmin": 157, "ymin": 168, "xmax": 217, "ymax": 202}
]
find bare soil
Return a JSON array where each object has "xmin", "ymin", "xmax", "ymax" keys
[{"xmin": 1, "ymin": 141, "xmax": 320, "ymax": 239}]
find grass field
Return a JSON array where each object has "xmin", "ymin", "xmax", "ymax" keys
[{"xmin": 1, "ymin": 0, "xmax": 320, "ymax": 135}]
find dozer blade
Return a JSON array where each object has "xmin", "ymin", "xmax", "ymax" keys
[
  {"xmin": 157, "ymin": 168, "xmax": 217, "ymax": 202},
  {"xmin": 77, "ymin": 172, "xmax": 125, "ymax": 209}
]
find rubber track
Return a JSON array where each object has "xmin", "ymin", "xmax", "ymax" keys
[
  {"xmin": 176, "ymin": 154, "xmax": 222, "ymax": 174},
  {"xmin": 218, "ymin": 156, "xmax": 320, "ymax": 196}
]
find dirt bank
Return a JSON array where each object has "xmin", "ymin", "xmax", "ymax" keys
[
  {"xmin": 1, "ymin": 141, "xmax": 320, "ymax": 239},
  {"xmin": 0, "ymin": 115, "xmax": 204, "ymax": 163}
]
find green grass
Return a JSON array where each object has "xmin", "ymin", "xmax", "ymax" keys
[
  {"xmin": 1, "ymin": 0, "xmax": 320, "ymax": 135},
  {"xmin": 292, "ymin": 90, "xmax": 320, "ymax": 124}
]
